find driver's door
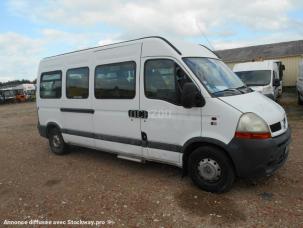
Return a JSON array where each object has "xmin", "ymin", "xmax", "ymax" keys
[{"xmin": 140, "ymin": 57, "xmax": 202, "ymax": 166}]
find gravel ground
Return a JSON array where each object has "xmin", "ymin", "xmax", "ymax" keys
[{"xmin": 0, "ymin": 92, "xmax": 302, "ymax": 227}]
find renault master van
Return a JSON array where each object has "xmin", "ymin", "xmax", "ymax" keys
[
  {"xmin": 37, "ymin": 37, "xmax": 291, "ymax": 193},
  {"xmin": 233, "ymin": 60, "xmax": 285, "ymax": 100}
]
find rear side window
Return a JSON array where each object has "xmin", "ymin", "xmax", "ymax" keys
[
  {"xmin": 95, "ymin": 61, "xmax": 136, "ymax": 99},
  {"xmin": 40, "ymin": 71, "xmax": 62, "ymax": 98},
  {"xmin": 66, "ymin": 67, "xmax": 89, "ymax": 99}
]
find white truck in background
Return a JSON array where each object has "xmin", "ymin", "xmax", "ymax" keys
[
  {"xmin": 233, "ymin": 60, "xmax": 285, "ymax": 100},
  {"xmin": 14, "ymin": 83, "xmax": 36, "ymax": 100}
]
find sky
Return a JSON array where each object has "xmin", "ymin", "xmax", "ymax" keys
[{"xmin": 0, "ymin": 0, "xmax": 303, "ymax": 82}]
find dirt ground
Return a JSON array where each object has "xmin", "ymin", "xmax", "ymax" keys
[{"xmin": 0, "ymin": 91, "xmax": 302, "ymax": 227}]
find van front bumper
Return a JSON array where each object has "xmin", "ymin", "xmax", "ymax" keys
[{"xmin": 227, "ymin": 128, "xmax": 291, "ymax": 178}]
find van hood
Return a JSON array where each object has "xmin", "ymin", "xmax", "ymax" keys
[{"xmin": 219, "ymin": 91, "xmax": 285, "ymax": 125}]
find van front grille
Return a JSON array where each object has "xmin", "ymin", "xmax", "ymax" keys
[{"xmin": 270, "ymin": 122, "xmax": 282, "ymax": 133}]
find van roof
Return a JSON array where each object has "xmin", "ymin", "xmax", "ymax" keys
[
  {"xmin": 42, "ymin": 36, "xmax": 219, "ymax": 60},
  {"xmin": 233, "ymin": 60, "xmax": 279, "ymax": 72}
]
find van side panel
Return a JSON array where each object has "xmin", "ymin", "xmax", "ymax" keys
[
  {"xmin": 37, "ymin": 54, "xmax": 95, "ymax": 149},
  {"xmin": 37, "ymin": 37, "xmax": 224, "ymax": 168}
]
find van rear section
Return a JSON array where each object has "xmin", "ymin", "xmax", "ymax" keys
[{"xmin": 37, "ymin": 37, "xmax": 290, "ymax": 193}]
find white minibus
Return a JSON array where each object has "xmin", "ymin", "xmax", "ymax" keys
[
  {"xmin": 37, "ymin": 37, "xmax": 291, "ymax": 193},
  {"xmin": 233, "ymin": 60, "xmax": 285, "ymax": 100}
]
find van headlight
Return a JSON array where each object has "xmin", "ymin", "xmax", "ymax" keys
[
  {"xmin": 235, "ymin": 113, "xmax": 271, "ymax": 139},
  {"xmin": 263, "ymin": 86, "xmax": 273, "ymax": 94}
]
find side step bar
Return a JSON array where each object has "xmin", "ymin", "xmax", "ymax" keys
[{"xmin": 117, "ymin": 155, "xmax": 144, "ymax": 163}]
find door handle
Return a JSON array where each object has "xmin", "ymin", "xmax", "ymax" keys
[
  {"xmin": 128, "ymin": 110, "xmax": 148, "ymax": 119},
  {"xmin": 139, "ymin": 110, "xmax": 148, "ymax": 119},
  {"xmin": 128, "ymin": 110, "xmax": 140, "ymax": 118},
  {"xmin": 128, "ymin": 110, "xmax": 137, "ymax": 118}
]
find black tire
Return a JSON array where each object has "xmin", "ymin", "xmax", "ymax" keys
[
  {"xmin": 48, "ymin": 128, "xmax": 69, "ymax": 155},
  {"xmin": 188, "ymin": 146, "xmax": 235, "ymax": 193},
  {"xmin": 298, "ymin": 92, "xmax": 303, "ymax": 105}
]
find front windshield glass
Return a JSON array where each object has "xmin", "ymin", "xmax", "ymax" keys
[
  {"xmin": 183, "ymin": 58, "xmax": 245, "ymax": 95},
  {"xmin": 235, "ymin": 70, "xmax": 271, "ymax": 86}
]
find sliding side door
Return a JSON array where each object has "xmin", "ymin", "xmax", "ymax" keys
[
  {"xmin": 60, "ymin": 65, "xmax": 95, "ymax": 148},
  {"xmin": 92, "ymin": 43, "xmax": 142, "ymax": 157}
]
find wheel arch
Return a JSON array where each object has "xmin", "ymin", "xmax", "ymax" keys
[
  {"xmin": 181, "ymin": 137, "xmax": 236, "ymax": 176},
  {"xmin": 45, "ymin": 122, "xmax": 62, "ymax": 138}
]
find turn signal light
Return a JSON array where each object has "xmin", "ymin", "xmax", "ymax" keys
[{"xmin": 235, "ymin": 132, "xmax": 271, "ymax": 139}]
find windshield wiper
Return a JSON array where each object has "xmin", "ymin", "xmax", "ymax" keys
[
  {"xmin": 236, "ymin": 85, "xmax": 247, "ymax": 89},
  {"xmin": 212, "ymin": 88, "xmax": 242, "ymax": 96},
  {"xmin": 236, "ymin": 85, "xmax": 253, "ymax": 92}
]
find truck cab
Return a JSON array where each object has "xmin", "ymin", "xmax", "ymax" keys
[{"xmin": 233, "ymin": 60, "xmax": 285, "ymax": 100}]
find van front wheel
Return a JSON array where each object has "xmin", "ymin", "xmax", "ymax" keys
[
  {"xmin": 48, "ymin": 128, "xmax": 69, "ymax": 155},
  {"xmin": 188, "ymin": 146, "xmax": 235, "ymax": 193}
]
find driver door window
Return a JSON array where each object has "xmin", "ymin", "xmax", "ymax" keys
[{"xmin": 144, "ymin": 59, "xmax": 191, "ymax": 105}]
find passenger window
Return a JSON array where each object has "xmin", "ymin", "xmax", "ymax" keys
[
  {"xmin": 144, "ymin": 59, "xmax": 192, "ymax": 105},
  {"xmin": 66, "ymin": 67, "xmax": 89, "ymax": 99},
  {"xmin": 40, "ymin": 71, "xmax": 62, "ymax": 98},
  {"xmin": 95, "ymin": 61, "xmax": 136, "ymax": 99}
]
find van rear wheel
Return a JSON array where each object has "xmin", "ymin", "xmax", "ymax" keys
[
  {"xmin": 48, "ymin": 128, "xmax": 69, "ymax": 155},
  {"xmin": 188, "ymin": 146, "xmax": 235, "ymax": 193}
]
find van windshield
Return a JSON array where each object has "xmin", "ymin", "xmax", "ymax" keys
[
  {"xmin": 183, "ymin": 58, "xmax": 249, "ymax": 96},
  {"xmin": 235, "ymin": 70, "xmax": 272, "ymax": 86}
]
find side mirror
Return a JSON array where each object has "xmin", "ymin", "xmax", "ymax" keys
[
  {"xmin": 273, "ymin": 79, "xmax": 281, "ymax": 87},
  {"xmin": 181, "ymin": 82, "xmax": 206, "ymax": 108}
]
